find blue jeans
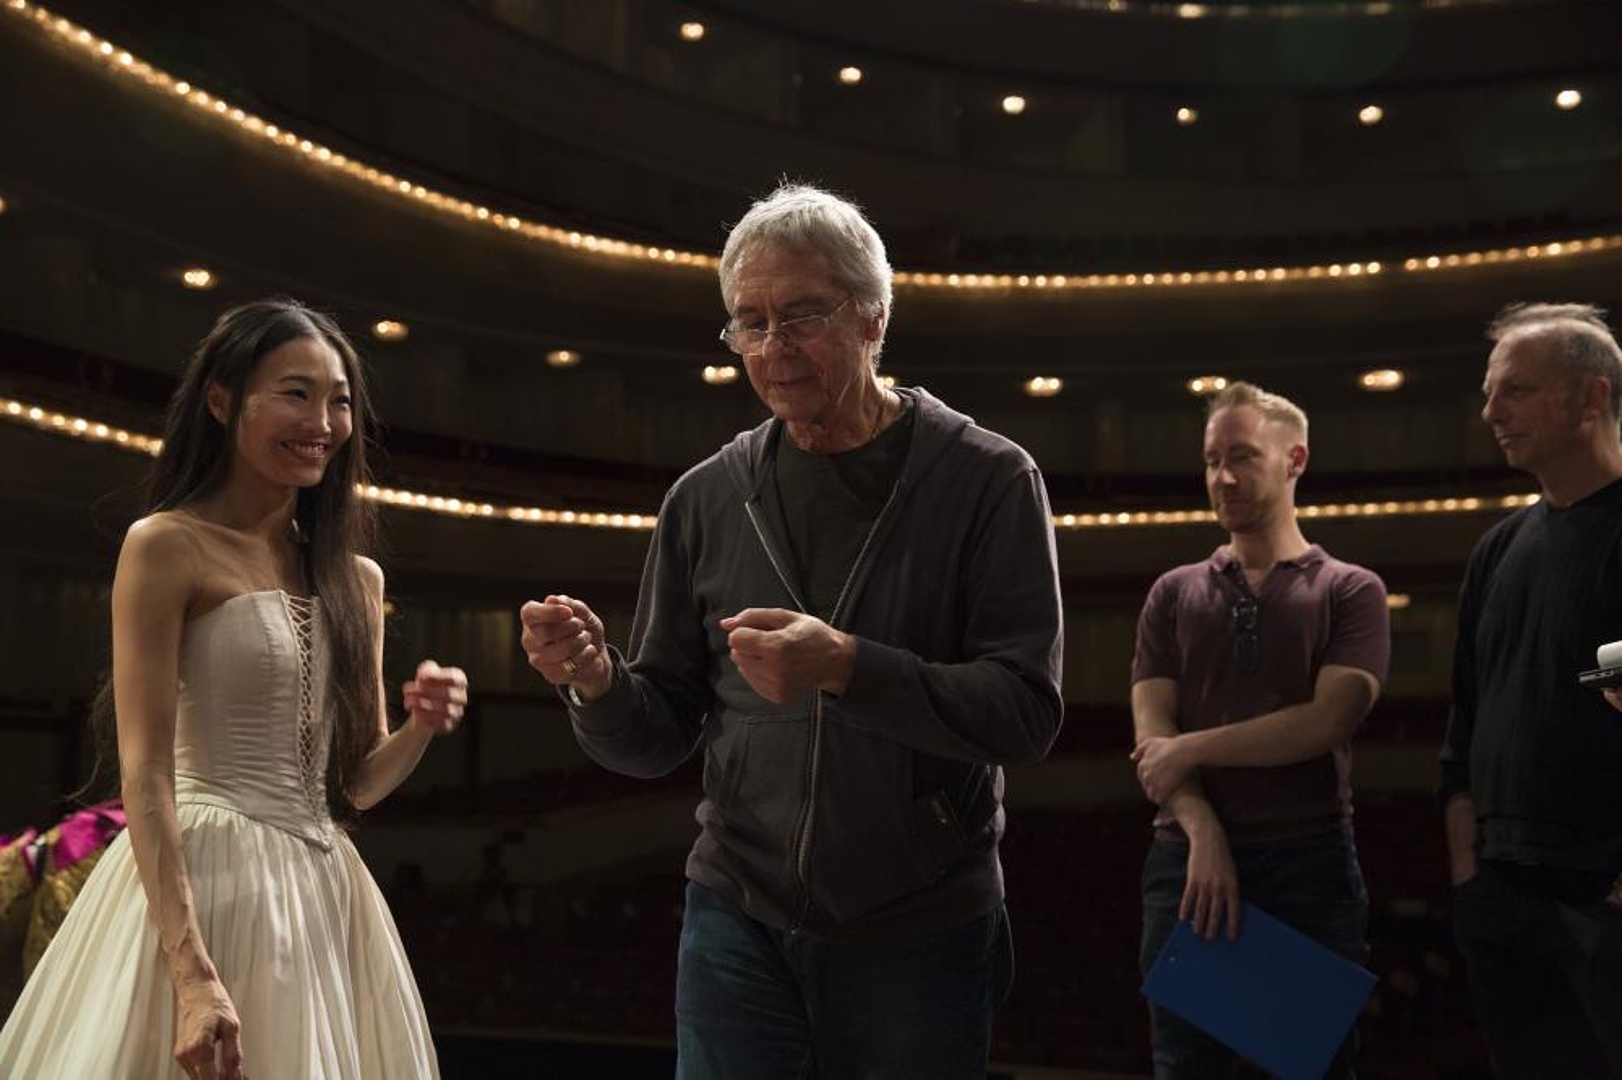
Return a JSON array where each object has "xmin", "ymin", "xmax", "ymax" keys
[
  {"xmin": 674, "ymin": 881, "xmax": 1014, "ymax": 1080},
  {"xmin": 1452, "ymin": 859, "xmax": 1622, "ymax": 1079},
  {"xmin": 1140, "ymin": 829, "xmax": 1369, "ymax": 1079}
]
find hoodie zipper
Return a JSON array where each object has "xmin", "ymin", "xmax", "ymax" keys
[
  {"xmin": 744, "ymin": 481, "xmax": 904, "ymax": 933},
  {"xmin": 743, "ymin": 500, "xmax": 808, "ymax": 614},
  {"xmin": 741, "ymin": 500, "xmax": 824, "ymax": 930}
]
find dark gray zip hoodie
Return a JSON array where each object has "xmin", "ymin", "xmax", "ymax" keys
[{"xmin": 564, "ymin": 388, "xmax": 1064, "ymax": 941}]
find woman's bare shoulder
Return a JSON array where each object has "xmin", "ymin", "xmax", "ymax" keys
[
  {"xmin": 354, "ymin": 554, "xmax": 384, "ymax": 593},
  {"xmin": 122, "ymin": 510, "xmax": 205, "ymax": 565}
]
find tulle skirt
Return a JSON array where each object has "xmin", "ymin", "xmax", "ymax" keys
[{"xmin": 0, "ymin": 802, "xmax": 438, "ymax": 1079}]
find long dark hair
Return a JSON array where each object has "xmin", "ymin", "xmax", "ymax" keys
[{"xmin": 93, "ymin": 299, "xmax": 383, "ymax": 824}]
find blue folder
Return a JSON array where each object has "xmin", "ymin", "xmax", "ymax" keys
[{"xmin": 1141, "ymin": 901, "xmax": 1377, "ymax": 1080}]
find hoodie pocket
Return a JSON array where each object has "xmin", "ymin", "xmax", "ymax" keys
[
  {"xmin": 706, "ymin": 714, "xmax": 808, "ymax": 850},
  {"xmin": 810, "ymin": 727, "xmax": 942, "ymax": 923},
  {"xmin": 911, "ymin": 787, "xmax": 971, "ymax": 878}
]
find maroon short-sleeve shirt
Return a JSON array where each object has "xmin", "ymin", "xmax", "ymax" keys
[{"xmin": 1131, "ymin": 544, "xmax": 1390, "ymax": 843}]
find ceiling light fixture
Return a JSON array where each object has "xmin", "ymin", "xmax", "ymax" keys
[
  {"xmin": 1358, "ymin": 369, "xmax": 1405, "ymax": 391},
  {"xmin": 8, "ymin": 2, "xmax": 1619, "ymax": 297}
]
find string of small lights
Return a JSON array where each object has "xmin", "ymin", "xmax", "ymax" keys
[
  {"xmin": 0, "ymin": 397, "xmax": 162, "ymax": 455},
  {"xmin": 0, "ymin": 1, "xmax": 715, "ymax": 274},
  {"xmin": 6, "ymin": 0, "xmax": 1619, "ymax": 295},
  {"xmin": 1021, "ymin": 0, "xmax": 1508, "ymax": 17},
  {"xmin": 0, "ymin": 394, "xmax": 658, "ymax": 531},
  {"xmin": 1051, "ymin": 492, "xmax": 1540, "ymax": 530},
  {"xmin": 0, "ymin": 393, "xmax": 1539, "ymax": 532}
]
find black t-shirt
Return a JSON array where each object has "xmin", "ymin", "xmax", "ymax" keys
[
  {"xmin": 773, "ymin": 402, "xmax": 915, "ymax": 621},
  {"xmin": 1444, "ymin": 478, "xmax": 1622, "ymax": 873}
]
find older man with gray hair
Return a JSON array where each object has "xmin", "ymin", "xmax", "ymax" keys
[
  {"xmin": 1443, "ymin": 302, "xmax": 1622, "ymax": 1077},
  {"xmin": 519, "ymin": 182, "xmax": 1064, "ymax": 1078}
]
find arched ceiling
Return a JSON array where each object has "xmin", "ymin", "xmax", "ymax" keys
[{"xmin": 0, "ymin": 0, "xmax": 1617, "ymax": 494}]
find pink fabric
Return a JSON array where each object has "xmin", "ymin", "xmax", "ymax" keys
[
  {"xmin": 0, "ymin": 827, "xmax": 38, "ymax": 850},
  {"xmin": 50, "ymin": 803, "xmax": 126, "ymax": 871}
]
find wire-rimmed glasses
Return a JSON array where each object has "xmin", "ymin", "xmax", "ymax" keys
[{"xmin": 718, "ymin": 296, "xmax": 852, "ymax": 356}]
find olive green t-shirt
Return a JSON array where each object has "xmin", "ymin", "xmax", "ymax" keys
[{"xmin": 773, "ymin": 402, "xmax": 915, "ymax": 621}]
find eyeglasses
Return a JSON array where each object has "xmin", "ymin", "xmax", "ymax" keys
[
  {"xmin": 1231, "ymin": 594, "xmax": 1259, "ymax": 674},
  {"xmin": 718, "ymin": 296, "xmax": 852, "ymax": 356}
]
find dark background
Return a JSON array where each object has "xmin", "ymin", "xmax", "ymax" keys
[{"xmin": 4, "ymin": 0, "xmax": 1620, "ymax": 1074}]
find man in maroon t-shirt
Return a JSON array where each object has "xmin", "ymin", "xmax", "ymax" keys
[{"xmin": 1130, "ymin": 381, "xmax": 1390, "ymax": 1078}]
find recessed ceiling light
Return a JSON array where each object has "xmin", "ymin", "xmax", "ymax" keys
[
  {"xmin": 372, "ymin": 320, "xmax": 409, "ymax": 342},
  {"xmin": 1176, "ymin": 106, "xmax": 1199, "ymax": 126},
  {"xmin": 702, "ymin": 365, "xmax": 739, "ymax": 385},
  {"xmin": 1556, "ymin": 88, "xmax": 1582, "ymax": 111},
  {"xmin": 1023, "ymin": 376, "xmax": 1062, "ymax": 397},
  {"xmin": 1187, "ymin": 375, "xmax": 1228, "ymax": 395},
  {"xmin": 838, "ymin": 66, "xmax": 863, "ymax": 86},
  {"xmin": 1001, "ymin": 95, "xmax": 1027, "ymax": 116},
  {"xmin": 1358, "ymin": 368, "xmax": 1404, "ymax": 391},
  {"xmin": 180, "ymin": 267, "xmax": 216, "ymax": 290},
  {"xmin": 1358, "ymin": 104, "xmax": 1384, "ymax": 126},
  {"xmin": 1386, "ymin": 593, "xmax": 1412, "ymax": 610},
  {"xmin": 545, "ymin": 349, "xmax": 581, "ymax": 368},
  {"xmin": 679, "ymin": 21, "xmax": 705, "ymax": 42}
]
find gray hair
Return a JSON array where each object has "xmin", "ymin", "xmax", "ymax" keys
[
  {"xmin": 719, "ymin": 183, "xmax": 893, "ymax": 356},
  {"xmin": 1208, "ymin": 380, "xmax": 1309, "ymax": 444},
  {"xmin": 1489, "ymin": 302, "xmax": 1622, "ymax": 420}
]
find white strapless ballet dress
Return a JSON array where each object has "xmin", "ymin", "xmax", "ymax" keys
[{"xmin": 0, "ymin": 591, "xmax": 438, "ymax": 1078}]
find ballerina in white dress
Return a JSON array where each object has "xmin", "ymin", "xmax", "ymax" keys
[{"xmin": 0, "ymin": 299, "xmax": 467, "ymax": 1080}]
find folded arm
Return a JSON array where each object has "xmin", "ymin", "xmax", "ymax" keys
[
  {"xmin": 1133, "ymin": 664, "xmax": 1380, "ymax": 802},
  {"xmin": 1132, "ymin": 676, "xmax": 1239, "ymax": 940}
]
